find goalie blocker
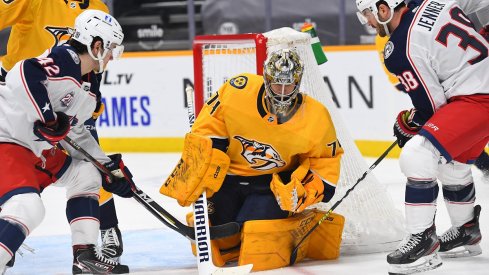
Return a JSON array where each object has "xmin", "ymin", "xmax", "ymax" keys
[{"xmin": 186, "ymin": 209, "xmax": 345, "ymax": 271}]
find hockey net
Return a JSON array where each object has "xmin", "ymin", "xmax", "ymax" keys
[{"xmin": 192, "ymin": 28, "xmax": 405, "ymax": 254}]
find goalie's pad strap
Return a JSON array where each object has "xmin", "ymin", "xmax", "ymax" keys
[
  {"xmin": 238, "ymin": 209, "xmax": 344, "ymax": 271},
  {"xmin": 160, "ymin": 133, "xmax": 230, "ymax": 206}
]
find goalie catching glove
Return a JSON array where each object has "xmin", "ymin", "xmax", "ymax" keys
[
  {"xmin": 393, "ymin": 109, "xmax": 421, "ymax": 148},
  {"xmin": 160, "ymin": 133, "xmax": 230, "ymax": 207},
  {"xmin": 101, "ymin": 154, "xmax": 134, "ymax": 198},
  {"xmin": 270, "ymin": 159, "xmax": 325, "ymax": 213}
]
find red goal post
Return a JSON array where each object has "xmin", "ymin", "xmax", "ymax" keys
[{"xmin": 192, "ymin": 33, "xmax": 267, "ymax": 115}]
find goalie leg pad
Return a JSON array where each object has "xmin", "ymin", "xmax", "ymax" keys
[
  {"xmin": 306, "ymin": 209, "xmax": 345, "ymax": 260},
  {"xmin": 238, "ymin": 210, "xmax": 317, "ymax": 271},
  {"xmin": 238, "ymin": 209, "xmax": 345, "ymax": 271},
  {"xmin": 186, "ymin": 212, "xmax": 240, "ymax": 267},
  {"xmin": 160, "ymin": 133, "xmax": 230, "ymax": 206}
]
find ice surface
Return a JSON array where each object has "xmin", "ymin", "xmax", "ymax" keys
[{"xmin": 8, "ymin": 153, "xmax": 489, "ymax": 275}]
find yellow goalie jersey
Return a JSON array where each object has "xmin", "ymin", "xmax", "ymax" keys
[
  {"xmin": 192, "ymin": 73, "xmax": 342, "ymax": 187},
  {"xmin": 0, "ymin": 0, "xmax": 108, "ymax": 71}
]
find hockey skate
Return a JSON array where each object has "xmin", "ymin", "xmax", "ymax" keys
[
  {"xmin": 387, "ymin": 224, "xmax": 442, "ymax": 275},
  {"xmin": 72, "ymin": 244, "xmax": 129, "ymax": 274},
  {"xmin": 438, "ymin": 205, "xmax": 482, "ymax": 258},
  {"xmin": 101, "ymin": 226, "xmax": 123, "ymax": 262}
]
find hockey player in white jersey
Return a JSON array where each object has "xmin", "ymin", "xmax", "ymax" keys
[
  {"xmin": 0, "ymin": 10, "xmax": 132, "ymax": 274},
  {"xmin": 356, "ymin": 0, "xmax": 489, "ymax": 274}
]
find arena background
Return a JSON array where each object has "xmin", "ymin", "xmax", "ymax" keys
[{"xmin": 0, "ymin": 0, "xmax": 486, "ymax": 157}]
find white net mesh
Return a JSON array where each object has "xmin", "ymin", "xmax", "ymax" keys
[
  {"xmin": 194, "ymin": 28, "xmax": 405, "ymax": 254},
  {"xmin": 201, "ymin": 43, "xmax": 258, "ymax": 100}
]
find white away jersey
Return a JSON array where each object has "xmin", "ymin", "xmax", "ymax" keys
[
  {"xmin": 384, "ymin": 0, "xmax": 489, "ymax": 125},
  {"xmin": 0, "ymin": 45, "xmax": 109, "ymax": 163}
]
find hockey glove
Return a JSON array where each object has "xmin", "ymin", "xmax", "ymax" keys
[
  {"xmin": 296, "ymin": 171, "xmax": 325, "ymax": 212},
  {"xmin": 271, "ymin": 159, "xmax": 325, "ymax": 213},
  {"xmin": 102, "ymin": 154, "xmax": 134, "ymax": 198},
  {"xmin": 479, "ymin": 25, "xmax": 489, "ymax": 43},
  {"xmin": 33, "ymin": 112, "xmax": 71, "ymax": 145},
  {"xmin": 393, "ymin": 109, "xmax": 421, "ymax": 148},
  {"xmin": 270, "ymin": 173, "xmax": 306, "ymax": 212}
]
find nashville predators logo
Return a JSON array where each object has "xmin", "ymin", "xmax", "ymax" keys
[
  {"xmin": 64, "ymin": 0, "xmax": 90, "ymax": 9},
  {"xmin": 234, "ymin": 136, "xmax": 285, "ymax": 170},
  {"xmin": 229, "ymin": 76, "xmax": 248, "ymax": 89},
  {"xmin": 45, "ymin": 27, "xmax": 73, "ymax": 48}
]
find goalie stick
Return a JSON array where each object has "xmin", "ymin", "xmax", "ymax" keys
[
  {"xmin": 186, "ymin": 85, "xmax": 253, "ymax": 275},
  {"xmin": 289, "ymin": 140, "xmax": 398, "ymax": 265},
  {"xmin": 62, "ymin": 136, "xmax": 239, "ymax": 241}
]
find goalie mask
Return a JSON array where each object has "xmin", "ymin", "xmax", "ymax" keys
[
  {"xmin": 263, "ymin": 49, "xmax": 304, "ymax": 116},
  {"xmin": 72, "ymin": 9, "xmax": 124, "ymax": 72}
]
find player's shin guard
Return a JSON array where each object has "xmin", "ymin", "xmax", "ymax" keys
[
  {"xmin": 442, "ymin": 182, "xmax": 475, "ymax": 227},
  {"xmin": 0, "ymin": 219, "xmax": 25, "ymax": 268},
  {"xmin": 99, "ymin": 197, "xmax": 119, "ymax": 230},
  {"xmin": 404, "ymin": 180, "xmax": 439, "ymax": 234},
  {"xmin": 66, "ymin": 196, "xmax": 100, "ymax": 245}
]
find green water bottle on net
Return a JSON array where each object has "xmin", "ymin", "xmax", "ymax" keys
[{"xmin": 301, "ymin": 22, "xmax": 328, "ymax": 65}]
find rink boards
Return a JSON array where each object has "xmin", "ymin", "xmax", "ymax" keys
[{"xmin": 3, "ymin": 45, "xmax": 413, "ymax": 157}]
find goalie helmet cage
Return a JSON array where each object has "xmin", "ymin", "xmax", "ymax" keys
[{"xmin": 192, "ymin": 27, "xmax": 405, "ymax": 254}]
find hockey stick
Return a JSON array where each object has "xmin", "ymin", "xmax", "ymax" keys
[
  {"xmin": 62, "ymin": 136, "xmax": 239, "ymax": 241},
  {"xmin": 186, "ymin": 85, "xmax": 253, "ymax": 275},
  {"xmin": 289, "ymin": 140, "xmax": 398, "ymax": 265}
]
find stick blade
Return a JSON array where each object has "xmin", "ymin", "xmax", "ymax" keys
[
  {"xmin": 289, "ymin": 248, "xmax": 299, "ymax": 265},
  {"xmin": 211, "ymin": 264, "xmax": 253, "ymax": 275}
]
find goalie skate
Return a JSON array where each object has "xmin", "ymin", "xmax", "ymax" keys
[
  {"xmin": 438, "ymin": 205, "xmax": 482, "ymax": 258},
  {"xmin": 387, "ymin": 225, "xmax": 442, "ymax": 275}
]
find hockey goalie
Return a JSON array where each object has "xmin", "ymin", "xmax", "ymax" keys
[{"xmin": 160, "ymin": 48, "xmax": 345, "ymax": 271}]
